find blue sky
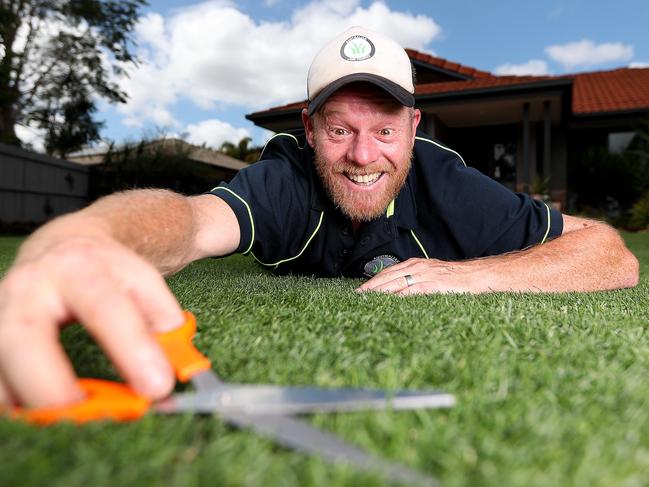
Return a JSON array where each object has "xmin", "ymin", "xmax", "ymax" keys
[{"xmin": 37, "ymin": 0, "xmax": 649, "ymax": 151}]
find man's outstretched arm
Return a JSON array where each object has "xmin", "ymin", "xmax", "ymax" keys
[
  {"xmin": 0, "ymin": 190, "xmax": 238, "ymax": 407},
  {"xmin": 358, "ymin": 214, "xmax": 639, "ymax": 295}
]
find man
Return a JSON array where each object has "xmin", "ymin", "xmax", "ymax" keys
[{"xmin": 0, "ymin": 27, "xmax": 638, "ymax": 408}]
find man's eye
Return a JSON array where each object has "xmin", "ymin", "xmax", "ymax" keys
[
  {"xmin": 331, "ymin": 128, "xmax": 347, "ymax": 136},
  {"xmin": 380, "ymin": 128, "xmax": 393, "ymax": 136}
]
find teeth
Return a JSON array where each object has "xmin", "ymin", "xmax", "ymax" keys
[{"xmin": 346, "ymin": 172, "xmax": 381, "ymax": 185}]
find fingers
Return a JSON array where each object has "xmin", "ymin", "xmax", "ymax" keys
[
  {"xmin": 365, "ymin": 274, "xmax": 411, "ymax": 294},
  {"xmin": 0, "ymin": 240, "xmax": 183, "ymax": 408},
  {"xmin": 61, "ymin": 262, "xmax": 175, "ymax": 401},
  {"xmin": 0, "ymin": 313, "xmax": 83, "ymax": 407},
  {"xmin": 113, "ymin": 255, "xmax": 185, "ymax": 333},
  {"xmin": 357, "ymin": 258, "xmax": 462, "ymax": 295},
  {"xmin": 357, "ymin": 258, "xmax": 427, "ymax": 294},
  {"xmin": 0, "ymin": 271, "xmax": 84, "ymax": 407},
  {"xmin": 358, "ymin": 258, "xmax": 478, "ymax": 295},
  {"xmin": 0, "ymin": 380, "xmax": 14, "ymax": 406}
]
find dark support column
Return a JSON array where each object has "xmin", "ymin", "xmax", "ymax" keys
[
  {"xmin": 543, "ymin": 100, "xmax": 551, "ymax": 181},
  {"xmin": 522, "ymin": 102, "xmax": 530, "ymax": 192}
]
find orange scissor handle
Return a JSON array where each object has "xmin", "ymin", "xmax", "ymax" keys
[
  {"xmin": 10, "ymin": 310, "xmax": 210, "ymax": 425},
  {"xmin": 11, "ymin": 379, "xmax": 151, "ymax": 425},
  {"xmin": 156, "ymin": 310, "xmax": 211, "ymax": 382}
]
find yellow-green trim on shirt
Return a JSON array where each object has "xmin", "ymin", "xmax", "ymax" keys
[
  {"xmin": 415, "ymin": 136, "xmax": 467, "ymax": 167},
  {"xmin": 540, "ymin": 202, "xmax": 552, "ymax": 244},
  {"xmin": 386, "ymin": 199, "xmax": 395, "ymax": 218},
  {"xmin": 252, "ymin": 211, "xmax": 325, "ymax": 268},
  {"xmin": 211, "ymin": 186, "xmax": 255, "ymax": 254},
  {"xmin": 410, "ymin": 230, "xmax": 430, "ymax": 259},
  {"xmin": 258, "ymin": 132, "xmax": 303, "ymax": 160}
]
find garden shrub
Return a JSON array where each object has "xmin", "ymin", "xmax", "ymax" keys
[{"xmin": 628, "ymin": 191, "xmax": 649, "ymax": 231}]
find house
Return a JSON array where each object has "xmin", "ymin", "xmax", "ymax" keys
[
  {"xmin": 246, "ymin": 49, "xmax": 649, "ymax": 209},
  {"xmin": 67, "ymin": 138, "xmax": 249, "ymax": 197},
  {"xmin": 68, "ymin": 137, "xmax": 248, "ymax": 180}
]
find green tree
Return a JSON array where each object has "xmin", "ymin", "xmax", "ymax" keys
[
  {"xmin": 0, "ymin": 0, "xmax": 147, "ymax": 156},
  {"xmin": 219, "ymin": 136, "xmax": 261, "ymax": 163},
  {"xmin": 89, "ymin": 137, "xmax": 235, "ymax": 199}
]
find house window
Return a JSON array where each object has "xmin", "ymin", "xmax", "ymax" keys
[{"xmin": 608, "ymin": 132, "xmax": 635, "ymax": 154}]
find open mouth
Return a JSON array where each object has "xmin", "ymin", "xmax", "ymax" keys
[{"xmin": 345, "ymin": 172, "xmax": 383, "ymax": 186}]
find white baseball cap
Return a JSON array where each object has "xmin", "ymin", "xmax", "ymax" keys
[{"xmin": 307, "ymin": 26, "xmax": 415, "ymax": 116}]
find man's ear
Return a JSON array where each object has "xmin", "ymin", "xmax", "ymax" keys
[
  {"xmin": 411, "ymin": 108, "xmax": 422, "ymax": 141},
  {"xmin": 302, "ymin": 108, "xmax": 315, "ymax": 147}
]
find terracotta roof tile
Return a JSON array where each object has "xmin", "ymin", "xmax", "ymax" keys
[
  {"xmin": 248, "ymin": 100, "xmax": 306, "ymax": 117},
  {"xmin": 405, "ymin": 49, "xmax": 491, "ymax": 79},
  {"xmin": 573, "ymin": 68, "xmax": 649, "ymax": 114},
  {"xmin": 444, "ymin": 61, "xmax": 460, "ymax": 72},
  {"xmin": 247, "ymin": 60, "xmax": 649, "ymax": 120},
  {"xmin": 411, "ymin": 51, "xmax": 426, "ymax": 62},
  {"xmin": 415, "ymin": 75, "xmax": 560, "ymax": 95}
]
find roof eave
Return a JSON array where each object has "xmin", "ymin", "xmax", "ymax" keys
[
  {"xmin": 246, "ymin": 107, "xmax": 304, "ymax": 124},
  {"xmin": 415, "ymin": 78, "xmax": 574, "ymax": 104},
  {"xmin": 410, "ymin": 59, "xmax": 474, "ymax": 81}
]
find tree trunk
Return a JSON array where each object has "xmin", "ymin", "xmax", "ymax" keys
[
  {"xmin": 0, "ymin": 105, "xmax": 19, "ymax": 146},
  {"xmin": 0, "ymin": 3, "xmax": 21, "ymax": 146}
]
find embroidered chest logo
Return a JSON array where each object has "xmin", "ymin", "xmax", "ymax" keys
[{"xmin": 362, "ymin": 254, "xmax": 401, "ymax": 278}]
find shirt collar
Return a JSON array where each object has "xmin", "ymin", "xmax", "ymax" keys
[{"xmin": 389, "ymin": 173, "xmax": 418, "ymax": 230}]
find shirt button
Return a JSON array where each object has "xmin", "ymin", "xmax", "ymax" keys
[
  {"xmin": 341, "ymin": 228, "xmax": 349, "ymax": 236},
  {"xmin": 340, "ymin": 248, "xmax": 348, "ymax": 256}
]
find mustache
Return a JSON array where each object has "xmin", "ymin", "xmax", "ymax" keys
[{"xmin": 330, "ymin": 162, "xmax": 392, "ymax": 175}]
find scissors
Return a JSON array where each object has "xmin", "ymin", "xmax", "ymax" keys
[{"xmin": 10, "ymin": 311, "xmax": 454, "ymax": 486}]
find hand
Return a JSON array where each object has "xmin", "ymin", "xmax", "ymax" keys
[
  {"xmin": 0, "ymin": 233, "xmax": 184, "ymax": 408},
  {"xmin": 357, "ymin": 257, "xmax": 495, "ymax": 295}
]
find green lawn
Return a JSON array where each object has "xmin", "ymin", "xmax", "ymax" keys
[{"xmin": 1, "ymin": 233, "xmax": 648, "ymax": 487}]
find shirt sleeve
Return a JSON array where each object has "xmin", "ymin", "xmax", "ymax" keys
[
  {"xmin": 414, "ymin": 140, "xmax": 563, "ymax": 258},
  {"xmin": 208, "ymin": 158, "xmax": 312, "ymax": 260},
  {"xmin": 448, "ymin": 163, "xmax": 561, "ymax": 256}
]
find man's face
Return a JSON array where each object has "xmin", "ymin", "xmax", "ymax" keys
[{"xmin": 303, "ymin": 84, "xmax": 421, "ymax": 222}]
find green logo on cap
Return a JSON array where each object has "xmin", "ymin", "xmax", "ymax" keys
[
  {"xmin": 340, "ymin": 35, "xmax": 375, "ymax": 61},
  {"xmin": 349, "ymin": 41, "xmax": 367, "ymax": 55}
]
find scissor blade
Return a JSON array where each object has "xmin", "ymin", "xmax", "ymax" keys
[
  {"xmin": 219, "ymin": 412, "xmax": 438, "ymax": 487},
  {"xmin": 156, "ymin": 385, "xmax": 455, "ymax": 415}
]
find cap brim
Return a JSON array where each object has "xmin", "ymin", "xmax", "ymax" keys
[{"xmin": 307, "ymin": 73, "xmax": 415, "ymax": 116}]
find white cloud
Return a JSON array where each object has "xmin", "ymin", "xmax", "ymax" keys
[
  {"xmin": 115, "ymin": 0, "xmax": 442, "ymax": 128},
  {"xmin": 135, "ymin": 12, "xmax": 169, "ymax": 64},
  {"xmin": 494, "ymin": 59, "xmax": 549, "ymax": 76},
  {"xmin": 630, "ymin": 61, "xmax": 649, "ymax": 69},
  {"xmin": 545, "ymin": 39, "xmax": 634, "ymax": 70},
  {"xmin": 184, "ymin": 119, "xmax": 251, "ymax": 149},
  {"xmin": 15, "ymin": 123, "xmax": 46, "ymax": 153}
]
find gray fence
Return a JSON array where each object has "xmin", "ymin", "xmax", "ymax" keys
[{"xmin": 0, "ymin": 143, "xmax": 88, "ymax": 224}]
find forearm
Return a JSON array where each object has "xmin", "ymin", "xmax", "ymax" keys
[
  {"xmin": 360, "ymin": 218, "xmax": 639, "ymax": 294},
  {"xmin": 471, "ymin": 222, "xmax": 639, "ymax": 292},
  {"xmin": 17, "ymin": 189, "xmax": 196, "ymax": 275}
]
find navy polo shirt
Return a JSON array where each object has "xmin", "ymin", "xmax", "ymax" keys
[{"xmin": 210, "ymin": 131, "xmax": 563, "ymax": 278}]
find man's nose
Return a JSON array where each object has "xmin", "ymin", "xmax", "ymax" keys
[{"xmin": 347, "ymin": 133, "xmax": 379, "ymax": 166}]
